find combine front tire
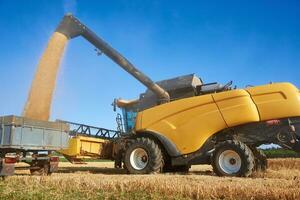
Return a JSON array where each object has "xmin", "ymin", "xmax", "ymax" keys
[
  {"xmin": 124, "ymin": 137, "xmax": 163, "ymax": 174},
  {"xmin": 212, "ymin": 140, "xmax": 255, "ymax": 177}
]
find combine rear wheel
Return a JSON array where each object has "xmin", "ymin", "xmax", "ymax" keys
[
  {"xmin": 250, "ymin": 147, "xmax": 268, "ymax": 172},
  {"xmin": 124, "ymin": 137, "xmax": 163, "ymax": 174},
  {"xmin": 212, "ymin": 140, "xmax": 255, "ymax": 177}
]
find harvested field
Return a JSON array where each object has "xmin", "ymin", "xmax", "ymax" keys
[{"xmin": 1, "ymin": 158, "xmax": 299, "ymax": 200}]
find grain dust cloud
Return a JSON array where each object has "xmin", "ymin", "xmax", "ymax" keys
[{"xmin": 23, "ymin": 32, "xmax": 68, "ymax": 121}]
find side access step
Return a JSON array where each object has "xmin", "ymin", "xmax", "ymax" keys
[{"xmin": 63, "ymin": 155, "xmax": 86, "ymax": 164}]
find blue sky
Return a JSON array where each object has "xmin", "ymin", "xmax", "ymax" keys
[{"xmin": 0, "ymin": 0, "xmax": 299, "ymax": 129}]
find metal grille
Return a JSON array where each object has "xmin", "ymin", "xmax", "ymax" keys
[{"xmin": 58, "ymin": 120, "xmax": 121, "ymax": 140}]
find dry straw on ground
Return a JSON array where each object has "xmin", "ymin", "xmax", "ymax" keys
[{"xmin": 1, "ymin": 158, "xmax": 299, "ymax": 200}]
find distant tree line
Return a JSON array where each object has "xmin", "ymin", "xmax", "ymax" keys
[{"xmin": 263, "ymin": 148, "xmax": 300, "ymax": 158}]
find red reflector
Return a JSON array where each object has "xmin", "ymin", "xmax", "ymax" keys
[
  {"xmin": 50, "ymin": 157, "xmax": 59, "ymax": 162},
  {"xmin": 5, "ymin": 157, "xmax": 17, "ymax": 164},
  {"xmin": 266, "ymin": 119, "xmax": 281, "ymax": 126}
]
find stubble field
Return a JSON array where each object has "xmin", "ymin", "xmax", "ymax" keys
[{"xmin": 0, "ymin": 158, "xmax": 300, "ymax": 200}]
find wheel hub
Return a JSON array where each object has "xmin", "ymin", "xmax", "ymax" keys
[
  {"xmin": 218, "ymin": 150, "xmax": 241, "ymax": 174},
  {"xmin": 130, "ymin": 148, "xmax": 149, "ymax": 170},
  {"xmin": 141, "ymin": 155, "xmax": 148, "ymax": 162},
  {"xmin": 229, "ymin": 158, "xmax": 236, "ymax": 165}
]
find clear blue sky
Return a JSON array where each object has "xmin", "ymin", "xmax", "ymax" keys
[{"xmin": 0, "ymin": 0, "xmax": 299, "ymax": 129}]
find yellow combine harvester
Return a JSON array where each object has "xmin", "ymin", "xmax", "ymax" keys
[{"xmin": 55, "ymin": 14, "xmax": 300, "ymax": 177}]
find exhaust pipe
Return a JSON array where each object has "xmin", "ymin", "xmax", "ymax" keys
[{"xmin": 56, "ymin": 14, "xmax": 170, "ymax": 104}]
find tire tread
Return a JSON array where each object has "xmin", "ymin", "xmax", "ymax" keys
[{"xmin": 212, "ymin": 140, "xmax": 255, "ymax": 177}]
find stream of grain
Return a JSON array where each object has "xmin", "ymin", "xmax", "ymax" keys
[{"xmin": 23, "ymin": 32, "xmax": 68, "ymax": 121}]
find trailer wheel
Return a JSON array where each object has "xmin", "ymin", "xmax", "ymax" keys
[
  {"xmin": 250, "ymin": 147, "xmax": 268, "ymax": 172},
  {"xmin": 212, "ymin": 140, "xmax": 255, "ymax": 177},
  {"xmin": 30, "ymin": 161, "xmax": 50, "ymax": 176},
  {"xmin": 124, "ymin": 137, "xmax": 163, "ymax": 174}
]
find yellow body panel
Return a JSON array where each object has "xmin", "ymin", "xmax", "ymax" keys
[
  {"xmin": 135, "ymin": 82, "xmax": 300, "ymax": 155},
  {"xmin": 136, "ymin": 94, "xmax": 227, "ymax": 154},
  {"xmin": 246, "ymin": 83, "xmax": 300, "ymax": 121},
  {"xmin": 212, "ymin": 90, "xmax": 260, "ymax": 127},
  {"xmin": 59, "ymin": 136, "xmax": 108, "ymax": 157}
]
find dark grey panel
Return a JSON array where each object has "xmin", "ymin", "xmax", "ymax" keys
[{"xmin": 130, "ymin": 74, "xmax": 203, "ymax": 111}]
